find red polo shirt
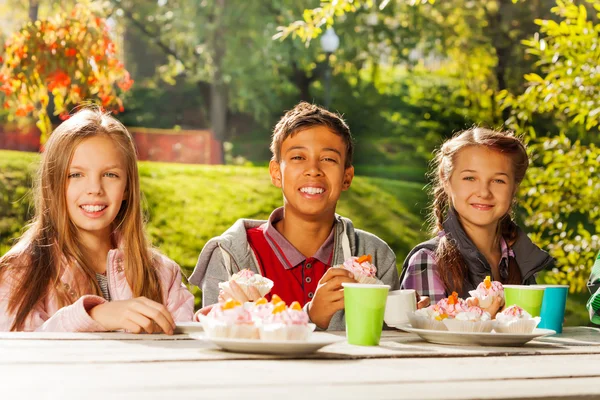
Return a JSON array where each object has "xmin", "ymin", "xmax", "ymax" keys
[{"xmin": 246, "ymin": 208, "xmax": 335, "ymax": 306}]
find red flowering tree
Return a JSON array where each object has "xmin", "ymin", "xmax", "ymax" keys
[{"xmin": 0, "ymin": 2, "xmax": 133, "ymax": 142}]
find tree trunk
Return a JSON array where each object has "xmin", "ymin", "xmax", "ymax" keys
[
  {"xmin": 291, "ymin": 61, "xmax": 313, "ymax": 102},
  {"xmin": 210, "ymin": 0, "xmax": 227, "ymax": 164},
  {"xmin": 29, "ymin": 0, "xmax": 39, "ymax": 21},
  {"xmin": 488, "ymin": 0, "xmax": 511, "ymax": 124}
]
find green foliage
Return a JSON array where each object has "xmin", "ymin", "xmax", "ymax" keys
[
  {"xmin": 118, "ymin": 82, "xmax": 206, "ymax": 129},
  {"xmin": 0, "ymin": 150, "xmax": 37, "ymax": 255},
  {"xmin": 520, "ymin": 136, "xmax": 600, "ymax": 293},
  {"xmin": 505, "ymin": 0, "xmax": 600, "ymax": 292},
  {"xmin": 0, "ymin": 149, "xmax": 429, "ymax": 298},
  {"xmin": 501, "ymin": 0, "xmax": 600, "ymax": 140}
]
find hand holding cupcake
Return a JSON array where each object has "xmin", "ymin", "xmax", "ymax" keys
[
  {"xmin": 468, "ymin": 276, "xmax": 505, "ymax": 318},
  {"xmin": 333, "ymin": 254, "xmax": 383, "ymax": 285},
  {"xmin": 218, "ymin": 269, "xmax": 274, "ymax": 302}
]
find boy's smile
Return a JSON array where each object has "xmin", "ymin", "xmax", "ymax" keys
[{"xmin": 270, "ymin": 126, "xmax": 354, "ymax": 220}]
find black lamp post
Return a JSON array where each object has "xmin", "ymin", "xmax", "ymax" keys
[{"xmin": 320, "ymin": 27, "xmax": 339, "ymax": 110}]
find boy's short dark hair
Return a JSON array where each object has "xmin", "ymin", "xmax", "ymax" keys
[{"xmin": 270, "ymin": 102, "xmax": 354, "ymax": 168}]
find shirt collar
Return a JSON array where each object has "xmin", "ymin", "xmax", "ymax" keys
[{"xmin": 263, "ymin": 207, "xmax": 335, "ymax": 269}]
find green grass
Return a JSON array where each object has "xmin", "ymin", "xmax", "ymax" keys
[{"xmin": 0, "ymin": 149, "xmax": 593, "ymax": 325}]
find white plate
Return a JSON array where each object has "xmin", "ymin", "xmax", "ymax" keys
[
  {"xmin": 203, "ymin": 332, "xmax": 344, "ymax": 355},
  {"xmin": 174, "ymin": 322, "xmax": 204, "ymax": 334},
  {"xmin": 395, "ymin": 324, "xmax": 555, "ymax": 347}
]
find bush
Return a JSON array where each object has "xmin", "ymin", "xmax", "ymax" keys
[{"xmin": 0, "ymin": 149, "xmax": 430, "ymax": 305}]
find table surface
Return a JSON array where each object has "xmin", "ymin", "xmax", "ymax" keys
[{"xmin": 2, "ymin": 326, "xmax": 600, "ymax": 400}]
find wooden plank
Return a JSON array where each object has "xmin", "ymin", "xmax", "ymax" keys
[
  {"xmin": 1, "ymin": 333, "xmax": 600, "ymax": 364},
  {"xmin": 2, "ymin": 355, "xmax": 600, "ymax": 399}
]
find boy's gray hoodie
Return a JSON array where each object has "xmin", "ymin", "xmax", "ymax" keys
[{"xmin": 188, "ymin": 211, "xmax": 399, "ymax": 331}]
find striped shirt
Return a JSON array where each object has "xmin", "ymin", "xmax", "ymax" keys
[
  {"xmin": 587, "ymin": 251, "xmax": 600, "ymax": 325},
  {"xmin": 95, "ymin": 273, "xmax": 111, "ymax": 301},
  {"xmin": 401, "ymin": 237, "xmax": 514, "ymax": 303}
]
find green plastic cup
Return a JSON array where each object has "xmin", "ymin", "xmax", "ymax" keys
[
  {"xmin": 342, "ymin": 283, "xmax": 390, "ymax": 346},
  {"xmin": 504, "ymin": 285, "xmax": 546, "ymax": 317}
]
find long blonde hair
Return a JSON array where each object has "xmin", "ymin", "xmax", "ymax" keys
[
  {"xmin": 0, "ymin": 107, "xmax": 162, "ymax": 331},
  {"xmin": 430, "ymin": 127, "xmax": 529, "ymax": 294}
]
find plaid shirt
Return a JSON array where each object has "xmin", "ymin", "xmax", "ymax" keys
[
  {"xmin": 587, "ymin": 251, "xmax": 600, "ymax": 325},
  {"xmin": 401, "ymin": 237, "xmax": 514, "ymax": 303}
]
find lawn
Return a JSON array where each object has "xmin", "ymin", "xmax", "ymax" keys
[{"xmin": 0, "ymin": 149, "xmax": 593, "ymax": 326}]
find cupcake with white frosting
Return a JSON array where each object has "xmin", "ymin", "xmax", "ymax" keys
[
  {"xmin": 333, "ymin": 255, "xmax": 383, "ymax": 284},
  {"xmin": 200, "ymin": 298, "xmax": 259, "ymax": 339},
  {"xmin": 218, "ymin": 269, "xmax": 274, "ymax": 298},
  {"xmin": 494, "ymin": 305, "xmax": 541, "ymax": 334},
  {"xmin": 468, "ymin": 276, "xmax": 505, "ymax": 309}
]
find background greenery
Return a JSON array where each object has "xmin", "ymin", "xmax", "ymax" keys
[
  {"xmin": 0, "ymin": 149, "xmax": 590, "ymax": 325},
  {"xmin": 0, "ymin": 0, "xmax": 598, "ymax": 325}
]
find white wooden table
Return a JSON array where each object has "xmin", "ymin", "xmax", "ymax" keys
[{"xmin": 1, "ymin": 327, "xmax": 599, "ymax": 400}]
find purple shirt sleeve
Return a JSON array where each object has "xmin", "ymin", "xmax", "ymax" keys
[{"xmin": 400, "ymin": 248, "xmax": 447, "ymax": 304}]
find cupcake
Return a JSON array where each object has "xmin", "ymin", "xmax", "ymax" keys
[
  {"xmin": 407, "ymin": 304, "xmax": 448, "ymax": 331},
  {"xmin": 200, "ymin": 298, "xmax": 259, "ymax": 339},
  {"xmin": 259, "ymin": 300, "xmax": 315, "ymax": 341},
  {"xmin": 468, "ymin": 276, "xmax": 504, "ymax": 308},
  {"xmin": 442, "ymin": 305, "xmax": 495, "ymax": 333},
  {"xmin": 436, "ymin": 291, "xmax": 470, "ymax": 317},
  {"xmin": 494, "ymin": 305, "xmax": 541, "ymax": 334},
  {"xmin": 218, "ymin": 269, "xmax": 274, "ymax": 298},
  {"xmin": 333, "ymin": 255, "xmax": 383, "ymax": 284},
  {"xmin": 247, "ymin": 297, "xmax": 274, "ymax": 322}
]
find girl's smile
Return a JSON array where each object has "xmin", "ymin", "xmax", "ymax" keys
[
  {"xmin": 446, "ymin": 146, "xmax": 516, "ymax": 231},
  {"xmin": 66, "ymin": 136, "xmax": 127, "ymax": 240}
]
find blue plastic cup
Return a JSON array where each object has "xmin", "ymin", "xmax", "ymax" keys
[{"xmin": 538, "ymin": 285, "xmax": 569, "ymax": 334}]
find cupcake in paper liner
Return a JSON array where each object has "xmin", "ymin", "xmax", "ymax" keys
[
  {"xmin": 436, "ymin": 291, "xmax": 470, "ymax": 318},
  {"xmin": 468, "ymin": 276, "xmax": 504, "ymax": 309},
  {"xmin": 200, "ymin": 299, "xmax": 259, "ymax": 339},
  {"xmin": 259, "ymin": 300, "xmax": 315, "ymax": 341},
  {"xmin": 247, "ymin": 297, "xmax": 275, "ymax": 322},
  {"xmin": 407, "ymin": 305, "xmax": 448, "ymax": 331},
  {"xmin": 333, "ymin": 254, "xmax": 383, "ymax": 285},
  {"xmin": 494, "ymin": 305, "xmax": 541, "ymax": 334},
  {"xmin": 442, "ymin": 306, "xmax": 495, "ymax": 333},
  {"xmin": 218, "ymin": 269, "xmax": 274, "ymax": 298}
]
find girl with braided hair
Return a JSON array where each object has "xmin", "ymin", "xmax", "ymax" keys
[{"xmin": 400, "ymin": 128, "xmax": 554, "ymax": 313}]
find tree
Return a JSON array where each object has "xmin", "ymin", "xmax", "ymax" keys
[
  {"xmin": 501, "ymin": 0, "xmax": 600, "ymax": 291},
  {"xmin": 278, "ymin": 0, "xmax": 554, "ymax": 125},
  {"xmin": 0, "ymin": 0, "xmax": 133, "ymax": 142}
]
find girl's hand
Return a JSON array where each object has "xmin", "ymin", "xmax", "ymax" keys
[
  {"xmin": 415, "ymin": 292, "xmax": 430, "ymax": 309},
  {"xmin": 467, "ymin": 296, "xmax": 504, "ymax": 319},
  {"xmin": 308, "ymin": 268, "xmax": 357, "ymax": 329},
  {"xmin": 220, "ymin": 280, "xmax": 262, "ymax": 303},
  {"xmin": 89, "ymin": 297, "xmax": 176, "ymax": 335}
]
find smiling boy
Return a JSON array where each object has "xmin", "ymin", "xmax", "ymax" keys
[{"xmin": 189, "ymin": 102, "xmax": 399, "ymax": 330}]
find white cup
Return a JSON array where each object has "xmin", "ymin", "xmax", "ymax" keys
[{"xmin": 384, "ymin": 289, "xmax": 417, "ymax": 326}]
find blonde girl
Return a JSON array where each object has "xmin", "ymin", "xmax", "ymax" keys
[
  {"xmin": 400, "ymin": 128, "xmax": 554, "ymax": 308},
  {"xmin": 0, "ymin": 107, "xmax": 194, "ymax": 332}
]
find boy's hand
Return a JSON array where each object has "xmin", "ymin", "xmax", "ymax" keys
[
  {"xmin": 219, "ymin": 281, "xmax": 262, "ymax": 303},
  {"xmin": 308, "ymin": 268, "xmax": 357, "ymax": 329},
  {"xmin": 89, "ymin": 297, "xmax": 176, "ymax": 335},
  {"xmin": 194, "ymin": 304, "xmax": 216, "ymax": 321},
  {"xmin": 467, "ymin": 296, "xmax": 504, "ymax": 319}
]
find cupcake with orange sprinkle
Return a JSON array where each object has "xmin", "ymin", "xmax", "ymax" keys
[
  {"xmin": 258, "ymin": 296, "xmax": 315, "ymax": 341},
  {"xmin": 333, "ymin": 254, "xmax": 383, "ymax": 284},
  {"xmin": 468, "ymin": 276, "xmax": 504, "ymax": 309},
  {"xmin": 200, "ymin": 298, "xmax": 259, "ymax": 339},
  {"xmin": 407, "ymin": 303, "xmax": 449, "ymax": 331}
]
